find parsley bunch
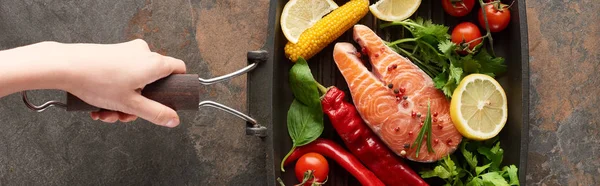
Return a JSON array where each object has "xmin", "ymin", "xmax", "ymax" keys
[
  {"xmin": 380, "ymin": 18, "xmax": 506, "ymax": 98},
  {"xmin": 420, "ymin": 138, "xmax": 520, "ymax": 186}
]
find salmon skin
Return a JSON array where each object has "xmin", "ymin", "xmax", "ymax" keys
[{"xmin": 332, "ymin": 25, "xmax": 463, "ymax": 162}]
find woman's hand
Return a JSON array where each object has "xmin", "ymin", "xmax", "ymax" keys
[{"xmin": 60, "ymin": 39, "xmax": 186, "ymax": 127}]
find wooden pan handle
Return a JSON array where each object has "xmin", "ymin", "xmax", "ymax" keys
[{"xmin": 66, "ymin": 74, "xmax": 200, "ymax": 111}]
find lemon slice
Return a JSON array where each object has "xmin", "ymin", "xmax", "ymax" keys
[
  {"xmin": 369, "ymin": 0, "xmax": 421, "ymax": 22},
  {"xmin": 280, "ymin": 0, "xmax": 339, "ymax": 44},
  {"xmin": 450, "ymin": 74, "xmax": 508, "ymax": 141}
]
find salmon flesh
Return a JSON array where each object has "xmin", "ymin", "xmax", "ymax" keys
[{"xmin": 332, "ymin": 25, "xmax": 463, "ymax": 162}]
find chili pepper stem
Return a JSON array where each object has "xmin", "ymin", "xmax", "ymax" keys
[
  {"xmin": 316, "ymin": 82, "xmax": 328, "ymax": 95},
  {"xmin": 281, "ymin": 145, "xmax": 296, "ymax": 172}
]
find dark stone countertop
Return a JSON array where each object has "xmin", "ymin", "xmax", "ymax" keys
[
  {"xmin": 0, "ymin": 0, "xmax": 597, "ymax": 185},
  {"xmin": 526, "ymin": 0, "xmax": 599, "ymax": 185},
  {"xmin": 0, "ymin": 0, "xmax": 269, "ymax": 185}
]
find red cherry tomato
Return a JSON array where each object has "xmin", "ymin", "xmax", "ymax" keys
[
  {"xmin": 478, "ymin": 3, "xmax": 511, "ymax": 32},
  {"xmin": 441, "ymin": 0, "xmax": 475, "ymax": 17},
  {"xmin": 451, "ymin": 22, "xmax": 482, "ymax": 54},
  {"xmin": 294, "ymin": 152, "xmax": 329, "ymax": 185}
]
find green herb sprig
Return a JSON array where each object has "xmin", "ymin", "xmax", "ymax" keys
[
  {"xmin": 380, "ymin": 17, "xmax": 507, "ymax": 98},
  {"xmin": 420, "ymin": 138, "xmax": 520, "ymax": 186},
  {"xmin": 412, "ymin": 101, "xmax": 434, "ymax": 157}
]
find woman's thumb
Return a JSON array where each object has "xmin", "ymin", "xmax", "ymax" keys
[{"xmin": 128, "ymin": 95, "xmax": 180, "ymax": 127}]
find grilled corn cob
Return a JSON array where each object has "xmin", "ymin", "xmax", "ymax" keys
[{"xmin": 284, "ymin": 0, "xmax": 369, "ymax": 62}]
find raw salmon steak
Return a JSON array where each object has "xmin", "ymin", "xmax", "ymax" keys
[{"xmin": 332, "ymin": 25, "xmax": 463, "ymax": 162}]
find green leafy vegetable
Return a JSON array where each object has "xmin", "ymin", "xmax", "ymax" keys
[
  {"xmin": 474, "ymin": 49, "xmax": 507, "ymax": 76},
  {"xmin": 286, "ymin": 99, "xmax": 323, "ymax": 146},
  {"xmin": 381, "ymin": 18, "xmax": 507, "ymax": 98},
  {"xmin": 281, "ymin": 57, "xmax": 325, "ymax": 172},
  {"xmin": 461, "ymin": 142, "xmax": 478, "ymax": 171},
  {"xmin": 466, "ymin": 177, "xmax": 483, "ymax": 186},
  {"xmin": 475, "ymin": 163, "xmax": 492, "ymax": 176},
  {"xmin": 421, "ymin": 156, "xmax": 464, "ymax": 186},
  {"xmin": 412, "ymin": 101, "xmax": 434, "ymax": 157},
  {"xmin": 419, "ymin": 138, "xmax": 520, "ymax": 186},
  {"xmin": 480, "ymin": 172, "xmax": 509, "ymax": 186},
  {"xmin": 504, "ymin": 165, "xmax": 519, "ymax": 185},
  {"xmin": 289, "ymin": 58, "xmax": 320, "ymax": 106},
  {"xmin": 477, "ymin": 141, "xmax": 504, "ymax": 171}
]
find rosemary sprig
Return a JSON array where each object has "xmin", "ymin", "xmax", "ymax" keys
[{"xmin": 412, "ymin": 101, "xmax": 435, "ymax": 158}]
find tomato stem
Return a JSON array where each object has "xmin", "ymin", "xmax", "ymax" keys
[
  {"xmin": 465, "ymin": 34, "xmax": 487, "ymax": 45},
  {"xmin": 479, "ymin": 0, "xmax": 496, "ymax": 56},
  {"xmin": 449, "ymin": 0, "xmax": 467, "ymax": 9},
  {"xmin": 507, "ymin": 0, "xmax": 516, "ymax": 9}
]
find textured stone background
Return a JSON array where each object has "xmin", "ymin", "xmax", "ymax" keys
[
  {"xmin": 526, "ymin": 0, "xmax": 600, "ymax": 185},
  {"xmin": 0, "ymin": 0, "xmax": 598, "ymax": 185},
  {"xmin": 0, "ymin": 0, "xmax": 269, "ymax": 185}
]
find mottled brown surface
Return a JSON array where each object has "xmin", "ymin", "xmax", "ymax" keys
[
  {"xmin": 526, "ymin": 0, "xmax": 600, "ymax": 185},
  {"xmin": 0, "ymin": 0, "xmax": 270, "ymax": 185}
]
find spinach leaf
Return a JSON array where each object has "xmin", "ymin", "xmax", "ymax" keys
[
  {"xmin": 286, "ymin": 99, "xmax": 323, "ymax": 147},
  {"xmin": 289, "ymin": 57, "xmax": 320, "ymax": 106}
]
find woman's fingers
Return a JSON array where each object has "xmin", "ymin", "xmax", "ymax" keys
[
  {"xmin": 90, "ymin": 111, "xmax": 100, "ymax": 120},
  {"xmin": 124, "ymin": 95, "xmax": 180, "ymax": 128},
  {"xmin": 118, "ymin": 112, "xmax": 138, "ymax": 122},
  {"xmin": 91, "ymin": 110, "xmax": 138, "ymax": 123},
  {"xmin": 97, "ymin": 110, "xmax": 120, "ymax": 123},
  {"xmin": 152, "ymin": 54, "xmax": 186, "ymax": 81},
  {"xmin": 163, "ymin": 56, "xmax": 187, "ymax": 74}
]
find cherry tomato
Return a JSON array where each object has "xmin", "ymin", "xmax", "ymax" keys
[
  {"xmin": 441, "ymin": 0, "xmax": 475, "ymax": 17},
  {"xmin": 294, "ymin": 152, "xmax": 329, "ymax": 185},
  {"xmin": 451, "ymin": 22, "xmax": 482, "ymax": 54},
  {"xmin": 478, "ymin": 3, "xmax": 511, "ymax": 32}
]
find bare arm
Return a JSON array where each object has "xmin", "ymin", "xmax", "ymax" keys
[
  {"xmin": 0, "ymin": 40, "xmax": 186, "ymax": 127},
  {"xmin": 0, "ymin": 42, "xmax": 70, "ymax": 97}
]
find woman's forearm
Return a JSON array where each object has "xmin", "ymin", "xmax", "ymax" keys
[
  {"xmin": 0, "ymin": 39, "xmax": 185, "ymax": 127},
  {"xmin": 0, "ymin": 42, "xmax": 70, "ymax": 97}
]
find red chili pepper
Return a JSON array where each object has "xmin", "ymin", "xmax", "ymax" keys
[
  {"xmin": 283, "ymin": 139, "xmax": 385, "ymax": 186},
  {"xmin": 321, "ymin": 87, "xmax": 429, "ymax": 186}
]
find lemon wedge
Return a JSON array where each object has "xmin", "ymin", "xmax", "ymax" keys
[
  {"xmin": 450, "ymin": 74, "xmax": 508, "ymax": 141},
  {"xmin": 280, "ymin": 0, "xmax": 339, "ymax": 44},
  {"xmin": 369, "ymin": 0, "xmax": 421, "ymax": 22}
]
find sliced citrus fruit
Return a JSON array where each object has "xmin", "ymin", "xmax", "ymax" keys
[
  {"xmin": 369, "ymin": 0, "xmax": 421, "ymax": 22},
  {"xmin": 450, "ymin": 74, "xmax": 508, "ymax": 141},
  {"xmin": 280, "ymin": 0, "xmax": 339, "ymax": 44}
]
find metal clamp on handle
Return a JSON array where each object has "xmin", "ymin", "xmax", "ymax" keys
[
  {"xmin": 199, "ymin": 101, "xmax": 267, "ymax": 137},
  {"xmin": 199, "ymin": 50, "xmax": 267, "ymax": 85},
  {"xmin": 21, "ymin": 91, "xmax": 66, "ymax": 112}
]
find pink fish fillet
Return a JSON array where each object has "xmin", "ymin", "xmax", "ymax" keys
[{"xmin": 332, "ymin": 25, "xmax": 463, "ymax": 162}]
